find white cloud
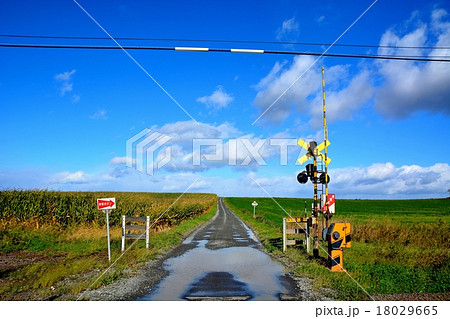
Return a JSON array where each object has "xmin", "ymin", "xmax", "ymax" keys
[
  {"xmin": 55, "ymin": 69, "xmax": 76, "ymax": 96},
  {"xmin": 308, "ymin": 69, "xmax": 373, "ymax": 127},
  {"xmin": 276, "ymin": 17, "xmax": 300, "ymax": 40},
  {"xmin": 366, "ymin": 162, "xmax": 396, "ymax": 180},
  {"xmin": 253, "ymin": 56, "xmax": 321, "ymax": 124},
  {"xmin": 55, "ymin": 70, "xmax": 76, "ymax": 81},
  {"xmin": 136, "ymin": 121, "xmax": 298, "ymax": 173},
  {"xmin": 374, "ymin": 9, "xmax": 450, "ymax": 118},
  {"xmin": 110, "ymin": 156, "xmax": 131, "ymax": 166},
  {"xmin": 253, "ymin": 8, "xmax": 450, "ymax": 126},
  {"xmin": 89, "ymin": 109, "xmax": 107, "ymax": 120},
  {"xmin": 126, "ymin": 121, "xmax": 244, "ymax": 173},
  {"xmin": 253, "ymin": 56, "xmax": 373, "ymax": 126},
  {"xmin": 155, "ymin": 120, "xmax": 241, "ymax": 147},
  {"xmin": 2, "ymin": 162, "xmax": 447, "ymax": 199},
  {"xmin": 330, "ymin": 162, "xmax": 450, "ymax": 198},
  {"xmin": 51, "ymin": 171, "xmax": 86, "ymax": 184},
  {"xmin": 59, "ymin": 82, "xmax": 73, "ymax": 96},
  {"xmin": 254, "ymin": 60, "xmax": 288, "ymax": 91},
  {"xmin": 72, "ymin": 94, "xmax": 80, "ymax": 103},
  {"xmin": 196, "ymin": 86, "xmax": 233, "ymax": 110}
]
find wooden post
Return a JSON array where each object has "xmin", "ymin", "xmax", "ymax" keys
[
  {"xmin": 121, "ymin": 215, "xmax": 126, "ymax": 252},
  {"xmin": 282, "ymin": 218, "xmax": 286, "ymax": 252},
  {"xmin": 146, "ymin": 216, "xmax": 150, "ymax": 249}
]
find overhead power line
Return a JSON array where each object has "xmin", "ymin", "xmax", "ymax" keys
[
  {"xmin": 1, "ymin": 43, "xmax": 449, "ymax": 62},
  {"xmin": 0, "ymin": 33, "xmax": 449, "ymax": 50}
]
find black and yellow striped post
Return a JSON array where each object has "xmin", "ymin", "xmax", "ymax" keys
[
  {"xmin": 313, "ymin": 153, "xmax": 319, "ymax": 258},
  {"xmin": 322, "ymin": 67, "xmax": 331, "ymax": 226}
]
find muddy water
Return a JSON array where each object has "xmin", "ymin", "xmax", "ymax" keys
[{"xmin": 139, "ymin": 199, "xmax": 293, "ymax": 301}]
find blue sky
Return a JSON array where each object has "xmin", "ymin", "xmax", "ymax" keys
[{"xmin": 1, "ymin": 0, "xmax": 449, "ymax": 199}]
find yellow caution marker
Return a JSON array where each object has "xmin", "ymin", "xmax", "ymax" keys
[
  {"xmin": 297, "ymin": 139, "xmax": 332, "ymax": 165},
  {"xmin": 298, "ymin": 139, "xmax": 309, "ymax": 150}
]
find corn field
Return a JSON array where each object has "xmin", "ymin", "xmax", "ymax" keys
[{"xmin": 0, "ymin": 190, "xmax": 217, "ymax": 228}]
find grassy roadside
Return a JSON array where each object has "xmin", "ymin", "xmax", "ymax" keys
[
  {"xmin": 224, "ymin": 197, "xmax": 450, "ymax": 300},
  {"xmin": 0, "ymin": 198, "xmax": 218, "ymax": 300}
]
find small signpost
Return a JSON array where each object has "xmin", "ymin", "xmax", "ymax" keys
[
  {"xmin": 251, "ymin": 201, "xmax": 258, "ymax": 218},
  {"xmin": 97, "ymin": 198, "xmax": 116, "ymax": 262}
]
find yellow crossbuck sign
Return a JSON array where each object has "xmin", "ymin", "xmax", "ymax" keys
[{"xmin": 297, "ymin": 139, "xmax": 332, "ymax": 165}]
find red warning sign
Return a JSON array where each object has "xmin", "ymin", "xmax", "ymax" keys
[
  {"xmin": 97, "ymin": 198, "xmax": 116, "ymax": 210},
  {"xmin": 321, "ymin": 194, "xmax": 335, "ymax": 214}
]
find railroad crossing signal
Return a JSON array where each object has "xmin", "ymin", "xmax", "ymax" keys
[
  {"xmin": 292, "ymin": 67, "xmax": 351, "ymax": 271},
  {"xmin": 297, "ymin": 139, "xmax": 331, "ymax": 165}
]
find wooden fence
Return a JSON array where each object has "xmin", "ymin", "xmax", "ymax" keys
[{"xmin": 121, "ymin": 216, "xmax": 150, "ymax": 251}]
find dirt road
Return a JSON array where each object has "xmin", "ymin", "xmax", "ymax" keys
[
  {"xmin": 139, "ymin": 198, "xmax": 296, "ymax": 300},
  {"xmin": 82, "ymin": 198, "xmax": 329, "ymax": 301}
]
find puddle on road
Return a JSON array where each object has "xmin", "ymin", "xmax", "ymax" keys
[
  {"xmin": 139, "ymin": 240, "xmax": 289, "ymax": 301},
  {"xmin": 183, "ymin": 271, "xmax": 251, "ymax": 300}
]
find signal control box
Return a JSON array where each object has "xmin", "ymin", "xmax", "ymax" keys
[{"xmin": 326, "ymin": 222, "xmax": 351, "ymax": 271}]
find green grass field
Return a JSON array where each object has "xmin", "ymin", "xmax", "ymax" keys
[
  {"xmin": 0, "ymin": 190, "xmax": 217, "ymax": 300},
  {"xmin": 1, "ymin": 190, "xmax": 448, "ymax": 300},
  {"xmin": 225, "ymin": 197, "xmax": 450, "ymax": 300}
]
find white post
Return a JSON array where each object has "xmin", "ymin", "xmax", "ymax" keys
[
  {"xmin": 121, "ymin": 215, "xmax": 126, "ymax": 252},
  {"xmin": 146, "ymin": 216, "xmax": 150, "ymax": 249},
  {"xmin": 253, "ymin": 205, "xmax": 256, "ymax": 218},
  {"xmin": 282, "ymin": 218, "xmax": 286, "ymax": 252},
  {"xmin": 105, "ymin": 209, "xmax": 111, "ymax": 262}
]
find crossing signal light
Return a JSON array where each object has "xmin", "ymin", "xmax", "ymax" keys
[
  {"xmin": 297, "ymin": 172, "xmax": 308, "ymax": 184},
  {"xmin": 319, "ymin": 173, "xmax": 330, "ymax": 184}
]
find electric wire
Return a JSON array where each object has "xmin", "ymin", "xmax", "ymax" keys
[
  {"xmin": 1, "ymin": 43, "xmax": 448, "ymax": 62},
  {"xmin": 1, "ymin": 33, "xmax": 449, "ymax": 50}
]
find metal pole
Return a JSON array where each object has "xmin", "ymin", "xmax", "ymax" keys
[
  {"xmin": 121, "ymin": 215, "xmax": 125, "ymax": 252},
  {"xmin": 106, "ymin": 210, "xmax": 111, "ymax": 262},
  {"xmin": 322, "ymin": 67, "xmax": 330, "ymax": 226},
  {"xmin": 313, "ymin": 157, "xmax": 319, "ymax": 258},
  {"xmin": 282, "ymin": 218, "xmax": 286, "ymax": 252},
  {"xmin": 253, "ymin": 206, "xmax": 256, "ymax": 218},
  {"xmin": 146, "ymin": 216, "xmax": 150, "ymax": 249},
  {"xmin": 306, "ymin": 221, "xmax": 311, "ymax": 254}
]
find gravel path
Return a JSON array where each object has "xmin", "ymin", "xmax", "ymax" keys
[{"xmin": 78, "ymin": 198, "xmax": 333, "ymax": 301}]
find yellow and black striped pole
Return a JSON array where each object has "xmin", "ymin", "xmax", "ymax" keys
[
  {"xmin": 322, "ymin": 67, "xmax": 330, "ymax": 225},
  {"xmin": 313, "ymin": 155, "xmax": 319, "ymax": 258}
]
